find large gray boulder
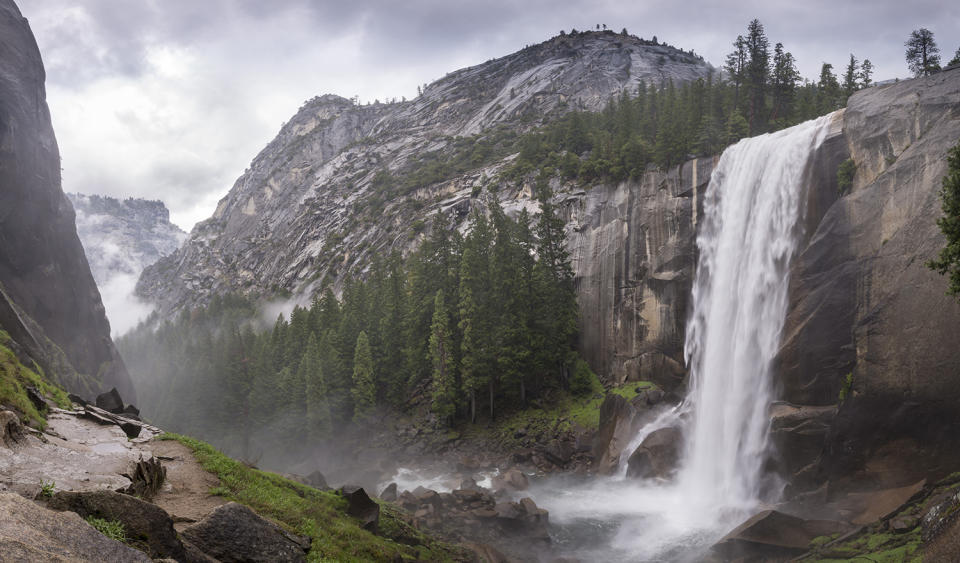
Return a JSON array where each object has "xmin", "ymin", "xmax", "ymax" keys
[
  {"xmin": 180, "ymin": 502, "xmax": 310, "ymax": 563},
  {"xmin": 0, "ymin": 491, "xmax": 151, "ymax": 562},
  {"xmin": 46, "ymin": 490, "xmax": 186, "ymax": 561},
  {"xmin": 711, "ymin": 510, "xmax": 849, "ymax": 561},
  {"xmin": 591, "ymin": 393, "xmax": 640, "ymax": 474},
  {"xmin": 625, "ymin": 426, "xmax": 683, "ymax": 480}
]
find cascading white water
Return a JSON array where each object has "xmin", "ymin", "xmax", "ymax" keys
[
  {"xmin": 531, "ymin": 115, "xmax": 834, "ymax": 561},
  {"xmin": 675, "ymin": 113, "xmax": 833, "ymax": 515}
]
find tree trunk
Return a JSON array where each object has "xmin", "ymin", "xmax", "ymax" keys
[{"xmin": 488, "ymin": 380, "xmax": 495, "ymax": 420}]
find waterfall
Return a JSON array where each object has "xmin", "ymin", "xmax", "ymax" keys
[
  {"xmin": 533, "ymin": 115, "xmax": 834, "ymax": 561},
  {"xmin": 675, "ymin": 113, "xmax": 833, "ymax": 516}
]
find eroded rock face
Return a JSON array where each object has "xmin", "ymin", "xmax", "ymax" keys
[
  {"xmin": 568, "ymin": 158, "xmax": 713, "ymax": 387},
  {"xmin": 0, "ymin": 0, "xmax": 133, "ymax": 401},
  {"xmin": 777, "ymin": 68, "xmax": 960, "ymax": 488}
]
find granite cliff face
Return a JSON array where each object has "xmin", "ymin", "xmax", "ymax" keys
[
  {"xmin": 0, "ymin": 0, "xmax": 134, "ymax": 400},
  {"xmin": 68, "ymin": 194, "xmax": 186, "ymax": 335},
  {"xmin": 137, "ymin": 30, "xmax": 715, "ymax": 385},
  {"xmin": 67, "ymin": 194, "xmax": 186, "ymax": 288},
  {"xmin": 774, "ymin": 68, "xmax": 960, "ymax": 493}
]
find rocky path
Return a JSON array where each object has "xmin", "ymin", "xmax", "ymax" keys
[{"xmin": 0, "ymin": 404, "xmax": 249, "ymax": 562}]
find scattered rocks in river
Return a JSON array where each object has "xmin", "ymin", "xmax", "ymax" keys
[{"xmin": 491, "ymin": 468, "xmax": 529, "ymax": 492}]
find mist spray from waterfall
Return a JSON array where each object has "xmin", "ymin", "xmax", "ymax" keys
[{"xmin": 533, "ymin": 114, "xmax": 834, "ymax": 561}]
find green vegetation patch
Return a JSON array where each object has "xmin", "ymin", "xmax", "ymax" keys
[
  {"xmin": 160, "ymin": 433, "xmax": 469, "ymax": 562},
  {"xmin": 0, "ymin": 330, "xmax": 71, "ymax": 429},
  {"xmin": 479, "ymin": 376, "xmax": 658, "ymax": 451},
  {"xmin": 836, "ymin": 158, "xmax": 856, "ymax": 194},
  {"xmin": 85, "ymin": 516, "xmax": 127, "ymax": 543}
]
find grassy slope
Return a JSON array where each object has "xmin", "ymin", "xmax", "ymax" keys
[
  {"xmin": 0, "ymin": 329, "xmax": 70, "ymax": 429},
  {"xmin": 160, "ymin": 433, "xmax": 472, "ymax": 563}
]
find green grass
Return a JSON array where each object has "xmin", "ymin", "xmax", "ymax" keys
[
  {"xmin": 477, "ymin": 377, "xmax": 659, "ymax": 451},
  {"xmin": 0, "ymin": 330, "xmax": 71, "ymax": 429},
  {"xmin": 159, "ymin": 433, "xmax": 469, "ymax": 562},
  {"xmin": 85, "ymin": 516, "xmax": 127, "ymax": 543}
]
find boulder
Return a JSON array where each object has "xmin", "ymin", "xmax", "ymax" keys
[
  {"xmin": 303, "ymin": 470, "xmax": 328, "ymax": 490},
  {"xmin": 180, "ymin": 502, "xmax": 310, "ymax": 562},
  {"xmin": 120, "ymin": 421, "xmax": 142, "ymax": 439},
  {"xmin": 626, "ymin": 427, "xmax": 683, "ymax": 480},
  {"xmin": 25, "ymin": 385, "xmax": 47, "ymax": 412},
  {"xmin": 541, "ymin": 439, "xmax": 576, "ymax": 467},
  {"xmin": 96, "ymin": 387, "xmax": 126, "ymax": 414},
  {"xmin": 123, "ymin": 404, "xmax": 141, "ymax": 417},
  {"xmin": 0, "ymin": 410, "xmax": 26, "ymax": 448},
  {"xmin": 379, "ymin": 482, "xmax": 398, "ymax": 502},
  {"xmin": 339, "ymin": 486, "xmax": 380, "ymax": 533},
  {"xmin": 0, "ymin": 491, "xmax": 151, "ymax": 562},
  {"xmin": 46, "ymin": 490, "xmax": 186, "ymax": 560},
  {"xmin": 492, "ymin": 468, "xmax": 528, "ymax": 492},
  {"xmin": 592, "ymin": 394, "xmax": 640, "ymax": 475},
  {"xmin": 711, "ymin": 510, "xmax": 849, "ymax": 561},
  {"xmin": 119, "ymin": 456, "xmax": 167, "ymax": 500}
]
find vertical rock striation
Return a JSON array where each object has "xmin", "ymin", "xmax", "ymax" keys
[{"xmin": 0, "ymin": 0, "xmax": 134, "ymax": 400}]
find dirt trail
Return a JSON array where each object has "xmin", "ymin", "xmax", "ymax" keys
[
  {"xmin": 0, "ymin": 406, "xmax": 225, "ymax": 528},
  {"xmin": 142, "ymin": 440, "xmax": 226, "ymax": 530}
]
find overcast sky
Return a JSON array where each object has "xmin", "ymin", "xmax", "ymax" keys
[{"xmin": 21, "ymin": 0, "xmax": 960, "ymax": 231}]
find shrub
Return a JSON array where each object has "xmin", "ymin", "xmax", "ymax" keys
[
  {"xmin": 837, "ymin": 158, "xmax": 856, "ymax": 194},
  {"xmin": 85, "ymin": 516, "xmax": 126, "ymax": 543}
]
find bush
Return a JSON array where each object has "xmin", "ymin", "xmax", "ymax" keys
[{"xmin": 837, "ymin": 158, "xmax": 856, "ymax": 194}]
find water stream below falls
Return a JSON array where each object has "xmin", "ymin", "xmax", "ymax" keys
[{"xmin": 535, "ymin": 114, "xmax": 835, "ymax": 561}]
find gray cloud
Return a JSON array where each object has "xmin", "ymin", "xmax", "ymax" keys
[{"xmin": 20, "ymin": 0, "xmax": 960, "ymax": 230}]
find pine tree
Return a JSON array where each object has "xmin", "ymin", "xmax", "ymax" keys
[
  {"xmin": 725, "ymin": 35, "xmax": 747, "ymax": 111},
  {"xmin": 458, "ymin": 209, "xmax": 494, "ymax": 422},
  {"xmin": 534, "ymin": 181, "xmax": 578, "ymax": 390},
  {"xmin": 859, "ymin": 59, "xmax": 874, "ymax": 88},
  {"xmin": 927, "ymin": 141, "xmax": 960, "ymax": 297},
  {"xmin": 949, "ymin": 48, "xmax": 960, "ymax": 67},
  {"xmin": 770, "ymin": 42, "xmax": 798, "ymax": 125},
  {"xmin": 301, "ymin": 333, "xmax": 331, "ymax": 438},
  {"xmin": 817, "ymin": 63, "xmax": 841, "ymax": 114},
  {"xmin": 905, "ymin": 28, "xmax": 941, "ymax": 77},
  {"xmin": 743, "ymin": 19, "xmax": 770, "ymax": 134},
  {"xmin": 429, "ymin": 290, "xmax": 456, "ymax": 423},
  {"xmin": 842, "ymin": 54, "xmax": 859, "ymax": 100},
  {"xmin": 351, "ymin": 331, "xmax": 376, "ymax": 422}
]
